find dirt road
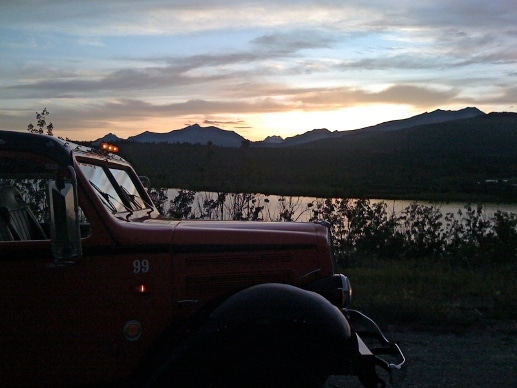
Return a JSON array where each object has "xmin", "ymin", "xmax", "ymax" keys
[{"xmin": 326, "ymin": 322, "xmax": 517, "ymax": 387}]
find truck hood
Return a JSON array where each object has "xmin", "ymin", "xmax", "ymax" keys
[
  {"xmin": 171, "ymin": 220, "xmax": 329, "ymax": 248},
  {"xmin": 168, "ymin": 220, "xmax": 334, "ymax": 292}
]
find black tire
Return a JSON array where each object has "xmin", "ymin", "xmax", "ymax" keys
[
  {"xmin": 148, "ymin": 330, "xmax": 327, "ymax": 387},
  {"xmin": 207, "ymin": 357, "xmax": 326, "ymax": 388},
  {"xmin": 196, "ymin": 341, "xmax": 326, "ymax": 388},
  {"xmin": 148, "ymin": 284, "xmax": 353, "ymax": 387}
]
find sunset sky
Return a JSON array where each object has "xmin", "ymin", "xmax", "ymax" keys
[{"xmin": 0, "ymin": 1, "xmax": 515, "ymax": 141}]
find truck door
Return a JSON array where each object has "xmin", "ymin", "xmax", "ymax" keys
[{"xmin": 0, "ymin": 149, "xmax": 172, "ymax": 386}]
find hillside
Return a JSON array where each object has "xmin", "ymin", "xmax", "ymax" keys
[
  {"xmin": 126, "ymin": 124, "xmax": 246, "ymax": 147},
  {"xmin": 95, "ymin": 107, "xmax": 485, "ymax": 148},
  {"xmin": 351, "ymin": 106, "xmax": 484, "ymax": 134},
  {"xmin": 298, "ymin": 112, "xmax": 517, "ymax": 154},
  {"xmin": 116, "ymin": 112, "xmax": 517, "ymax": 202}
]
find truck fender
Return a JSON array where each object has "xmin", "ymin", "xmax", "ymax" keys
[
  {"xmin": 208, "ymin": 282, "xmax": 352, "ymax": 337},
  {"xmin": 149, "ymin": 283, "xmax": 358, "ymax": 386}
]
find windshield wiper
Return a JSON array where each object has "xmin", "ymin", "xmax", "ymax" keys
[
  {"xmin": 89, "ymin": 180, "xmax": 118, "ymax": 214},
  {"xmin": 120, "ymin": 186, "xmax": 143, "ymax": 210}
]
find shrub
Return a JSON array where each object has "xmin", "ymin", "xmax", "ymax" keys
[
  {"xmin": 399, "ymin": 202, "xmax": 445, "ymax": 258},
  {"xmin": 151, "ymin": 189, "xmax": 517, "ymax": 267}
]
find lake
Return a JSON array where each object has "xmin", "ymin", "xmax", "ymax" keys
[{"xmin": 162, "ymin": 189, "xmax": 517, "ymax": 222}]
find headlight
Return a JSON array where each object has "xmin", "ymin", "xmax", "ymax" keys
[
  {"xmin": 339, "ymin": 274, "xmax": 352, "ymax": 307},
  {"xmin": 304, "ymin": 273, "xmax": 352, "ymax": 308}
]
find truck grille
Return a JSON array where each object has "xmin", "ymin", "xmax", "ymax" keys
[{"xmin": 185, "ymin": 271, "xmax": 293, "ymax": 297}]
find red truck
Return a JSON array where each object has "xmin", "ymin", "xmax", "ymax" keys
[{"xmin": 0, "ymin": 130, "xmax": 404, "ymax": 387}]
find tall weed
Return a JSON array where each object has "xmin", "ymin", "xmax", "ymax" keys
[{"xmin": 155, "ymin": 190, "xmax": 517, "ymax": 267}]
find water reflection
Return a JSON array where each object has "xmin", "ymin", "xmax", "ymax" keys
[{"xmin": 162, "ymin": 189, "xmax": 517, "ymax": 222}]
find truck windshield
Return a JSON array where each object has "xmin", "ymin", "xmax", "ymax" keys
[
  {"xmin": 78, "ymin": 162, "xmax": 147, "ymax": 214},
  {"xmin": 109, "ymin": 168, "xmax": 145, "ymax": 210}
]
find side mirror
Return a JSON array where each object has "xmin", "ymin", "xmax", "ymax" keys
[
  {"xmin": 139, "ymin": 175, "xmax": 151, "ymax": 190},
  {"xmin": 48, "ymin": 167, "xmax": 82, "ymax": 260}
]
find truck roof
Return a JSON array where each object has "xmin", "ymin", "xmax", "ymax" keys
[{"xmin": 0, "ymin": 130, "xmax": 125, "ymax": 166}]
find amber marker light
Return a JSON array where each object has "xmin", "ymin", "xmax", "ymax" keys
[
  {"xmin": 100, "ymin": 142, "xmax": 119, "ymax": 153},
  {"xmin": 134, "ymin": 284, "xmax": 149, "ymax": 294}
]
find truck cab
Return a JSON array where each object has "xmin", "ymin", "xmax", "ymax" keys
[{"xmin": 0, "ymin": 130, "xmax": 404, "ymax": 387}]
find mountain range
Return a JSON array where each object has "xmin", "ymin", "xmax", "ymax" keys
[
  {"xmin": 112, "ymin": 109, "xmax": 517, "ymax": 201},
  {"xmin": 96, "ymin": 107, "xmax": 487, "ymax": 147}
]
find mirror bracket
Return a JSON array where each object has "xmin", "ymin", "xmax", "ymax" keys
[{"xmin": 47, "ymin": 166, "xmax": 82, "ymax": 261}]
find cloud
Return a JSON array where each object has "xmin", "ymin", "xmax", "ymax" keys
[
  {"xmin": 251, "ymin": 30, "xmax": 337, "ymax": 55},
  {"xmin": 0, "ymin": 1, "xmax": 352, "ymax": 36},
  {"xmin": 2, "ymin": 1, "xmax": 515, "ymax": 38},
  {"xmin": 4, "ymin": 31, "xmax": 337, "ymax": 98},
  {"xmin": 373, "ymin": 85, "xmax": 458, "ymax": 106},
  {"xmin": 0, "ymin": 0, "xmax": 515, "ymax": 140},
  {"xmin": 274, "ymin": 84, "xmax": 458, "ymax": 109},
  {"xmin": 21, "ymin": 83, "xmax": 458, "ymax": 131},
  {"xmin": 484, "ymin": 87, "xmax": 517, "ymax": 105},
  {"xmin": 203, "ymin": 119, "xmax": 247, "ymax": 126}
]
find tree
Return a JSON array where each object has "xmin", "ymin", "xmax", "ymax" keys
[{"xmin": 27, "ymin": 108, "xmax": 53, "ymax": 136}]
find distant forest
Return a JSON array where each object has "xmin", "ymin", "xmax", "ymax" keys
[{"xmin": 113, "ymin": 113, "xmax": 517, "ymax": 203}]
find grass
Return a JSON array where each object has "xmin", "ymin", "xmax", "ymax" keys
[{"xmin": 338, "ymin": 258, "xmax": 517, "ymax": 331}]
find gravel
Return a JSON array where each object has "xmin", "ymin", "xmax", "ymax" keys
[{"xmin": 325, "ymin": 321, "xmax": 517, "ymax": 387}]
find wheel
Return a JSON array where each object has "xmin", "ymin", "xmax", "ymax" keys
[
  {"xmin": 148, "ymin": 334, "xmax": 327, "ymax": 388},
  {"xmin": 204, "ymin": 350, "xmax": 326, "ymax": 388}
]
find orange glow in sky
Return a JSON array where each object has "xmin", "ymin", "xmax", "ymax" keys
[{"xmin": 0, "ymin": 1, "xmax": 515, "ymax": 141}]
